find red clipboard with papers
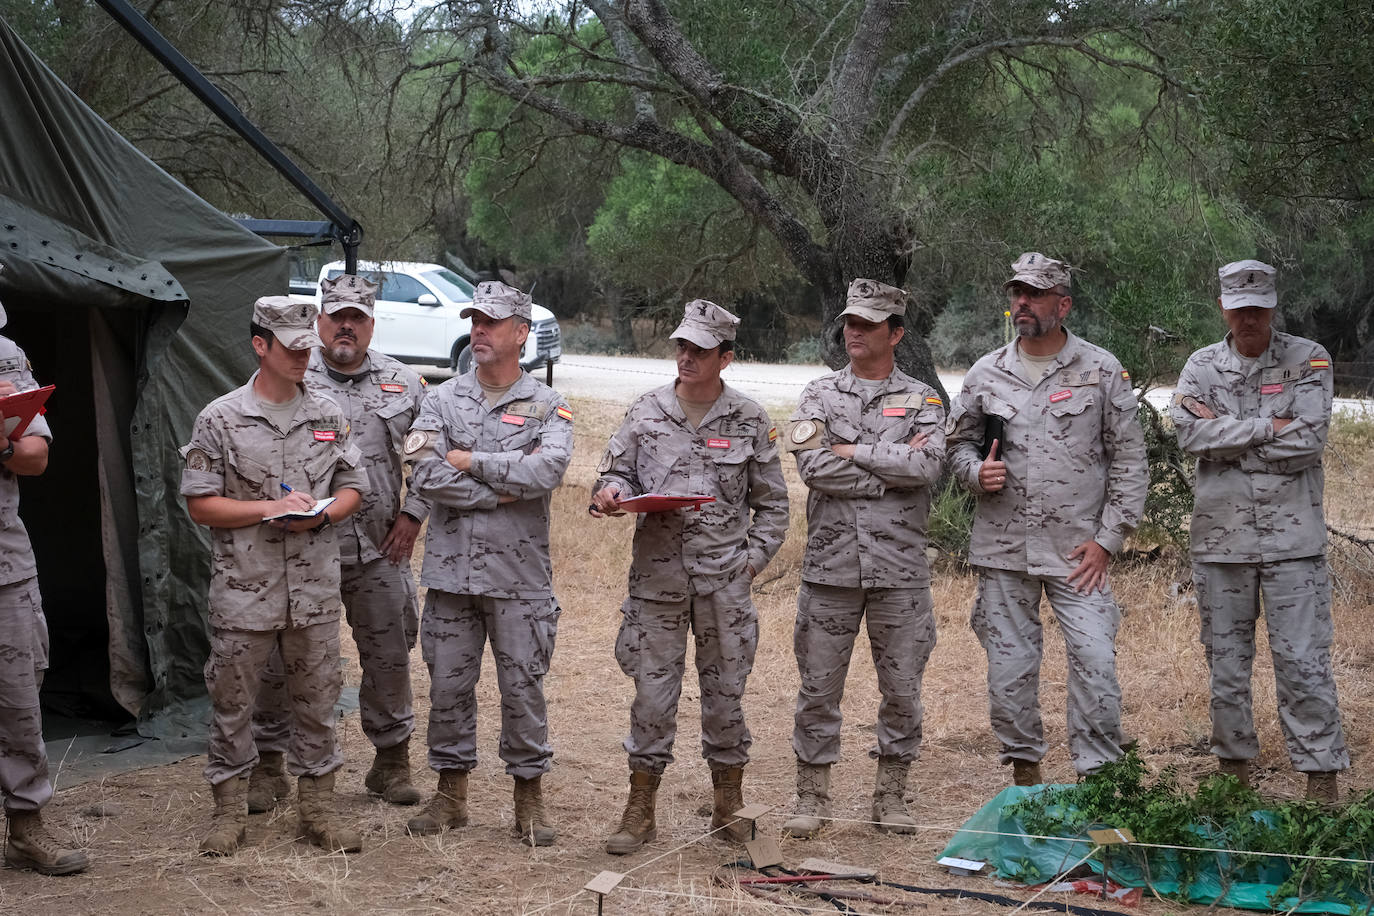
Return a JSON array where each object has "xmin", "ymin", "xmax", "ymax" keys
[
  {"xmin": 1, "ymin": 385, "xmax": 53, "ymax": 439},
  {"xmin": 616, "ymin": 494, "xmax": 716, "ymax": 513}
]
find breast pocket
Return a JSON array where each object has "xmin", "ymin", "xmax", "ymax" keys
[
  {"xmin": 711, "ymin": 442, "xmax": 754, "ymax": 504},
  {"xmin": 1273, "ymin": 373, "xmax": 1322, "ymax": 418},
  {"xmin": 376, "ymin": 396, "xmax": 415, "ymax": 451},
  {"xmin": 304, "ymin": 447, "xmax": 341, "ymax": 492},
  {"xmin": 637, "ymin": 437, "xmax": 678, "ymax": 493},
  {"xmin": 494, "ymin": 419, "xmax": 542, "ymax": 456},
  {"xmin": 226, "ymin": 448, "xmax": 271, "ymax": 498}
]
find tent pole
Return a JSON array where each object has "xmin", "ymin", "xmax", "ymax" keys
[{"xmin": 92, "ymin": 0, "xmax": 364, "ymax": 259}]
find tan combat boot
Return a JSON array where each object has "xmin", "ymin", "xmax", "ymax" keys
[
  {"xmin": 605, "ymin": 771, "xmax": 660, "ymax": 855},
  {"xmin": 709, "ymin": 765, "xmax": 751, "ymax": 844},
  {"xmin": 513, "ymin": 775, "xmax": 556, "ymax": 847},
  {"xmin": 246, "ymin": 751, "xmax": 291, "ymax": 813},
  {"xmin": 5, "ymin": 809, "xmax": 89, "ymax": 875},
  {"xmin": 1306, "ymin": 771, "xmax": 1338, "ymax": 804},
  {"xmin": 364, "ymin": 737, "xmax": 422, "ymax": 806},
  {"xmin": 1218, "ymin": 757, "xmax": 1251, "ymax": 788},
  {"xmin": 872, "ymin": 756, "xmax": 918, "ymax": 834},
  {"xmin": 1012, "ymin": 759, "xmax": 1043, "ymax": 787},
  {"xmin": 406, "ymin": 769, "xmax": 469, "ymax": 835},
  {"xmin": 199, "ymin": 774, "xmax": 248, "ymax": 856},
  {"xmin": 782, "ymin": 762, "xmax": 831, "ymax": 839},
  {"xmin": 297, "ymin": 771, "xmax": 362, "ymax": 852}
]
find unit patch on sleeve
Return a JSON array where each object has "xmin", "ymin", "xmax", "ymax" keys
[{"xmin": 556, "ymin": 406, "xmax": 574, "ymax": 421}]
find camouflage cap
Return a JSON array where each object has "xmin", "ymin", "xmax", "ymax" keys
[
  {"xmin": 253, "ymin": 295, "xmax": 324, "ymax": 350},
  {"xmin": 460, "ymin": 280, "xmax": 532, "ymax": 321},
  {"xmin": 670, "ymin": 299, "xmax": 740, "ymax": 349},
  {"xmin": 839, "ymin": 278, "xmax": 907, "ymax": 323},
  {"xmin": 320, "ymin": 273, "xmax": 378, "ymax": 317},
  {"xmin": 1005, "ymin": 252, "xmax": 1071, "ymax": 291},
  {"xmin": 1218, "ymin": 259, "xmax": 1277, "ymax": 310}
]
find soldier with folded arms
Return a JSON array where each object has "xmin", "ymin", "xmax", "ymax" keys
[{"xmin": 1171, "ymin": 259, "xmax": 1348, "ymax": 803}]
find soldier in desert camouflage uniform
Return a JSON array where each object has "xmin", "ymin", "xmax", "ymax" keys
[
  {"xmin": 181, "ymin": 296, "xmax": 367, "ymax": 856},
  {"xmin": 590, "ymin": 301, "xmax": 788, "ymax": 854},
  {"xmin": 0, "ymin": 275, "xmax": 89, "ymax": 875},
  {"xmin": 947, "ymin": 253, "xmax": 1147, "ymax": 786},
  {"xmin": 245, "ymin": 274, "xmax": 428, "ymax": 813},
  {"xmin": 403, "ymin": 280, "xmax": 572, "ymax": 846},
  {"xmin": 780, "ymin": 279, "xmax": 946, "ymax": 839},
  {"xmin": 1171, "ymin": 259, "xmax": 1348, "ymax": 803}
]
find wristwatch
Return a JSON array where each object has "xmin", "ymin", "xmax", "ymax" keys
[{"xmin": 0, "ymin": 440, "xmax": 14, "ymax": 465}]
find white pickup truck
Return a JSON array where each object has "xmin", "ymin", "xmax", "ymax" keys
[{"xmin": 299, "ymin": 260, "xmax": 561, "ymax": 374}]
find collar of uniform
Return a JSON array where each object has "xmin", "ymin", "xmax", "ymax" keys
[
  {"xmin": 453, "ymin": 367, "xmax": 533, "ymax": 410},
  {"xmin": 663, "ymin": 379, "xmax": 742, "ymax": 430},
  {"xmin": 308, "ymin": 348, "xmax": 375, "ymax": 384},
  {"xmin": 237, "ymin": 370, "xmax": 315, "ymax": 429},
  {"xmin": 1216, "ymin": 330, "xmax": 1282, "ymax": 376},
  {"xmin": 836, "ymin": 363, "xmax": 905, "ymax": 401},
  {"xmin": 991, "ymin": 328, "xmax": 1083, "ymax": 381}
]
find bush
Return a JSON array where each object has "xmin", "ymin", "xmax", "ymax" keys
[
  {"xmin": 927, "ymin": 477, "xmax": 977, "ymax": 560},
  {"xmin": 560, "ymin": 322, "xmax": 627, "ymax": 355},
  {"xmin": 930, "ymin": 293, "xmax": 1007, "ymax": 368},
  {"xmin": 784, "ymin": 336, "xmax": 824, "ymax": 365}
]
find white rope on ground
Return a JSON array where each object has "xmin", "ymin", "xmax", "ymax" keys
[
  {"xmin": 520, "ymin": 820, "xmax": 738, "ymax": 915},
  {"xmin": 524, "ymin": 806, "xmax": 1374, "ymax": 914}
]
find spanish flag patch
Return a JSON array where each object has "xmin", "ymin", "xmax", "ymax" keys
[
  {"xmin": 556, "ymin": 406, "xmax": 574, "ymax": 421},
  {"xmin": 767, "ymin": 426, "xmax": 778, "ymax": 442},
  {"xmin": 1310, "ymin": 358, "xmax": 1330, "ymax": 370},
  {"xmin": 1121, "ymin": 369, "xmax": 1131, "ymax": 381},
  {"xmin": 925, "ymin": 396, "xmax": 943, "ymax": 407}
]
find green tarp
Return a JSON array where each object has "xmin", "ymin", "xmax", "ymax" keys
[
  {"xmin": 0, "ymin": 17, "xmax": 286, "ymax": 736},
  {"xmin": 941, "ymin": 786, "xmax": 1370, "ymax": 914}
]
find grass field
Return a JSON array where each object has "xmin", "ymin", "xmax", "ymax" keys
[{"xmin": 8, "ymin": 399, "xmax": 1373, "ymax": 915}]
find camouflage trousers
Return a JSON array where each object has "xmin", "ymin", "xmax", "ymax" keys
[
  {"xmin": 254, "ymin": 557, "xmax": 419, "ymax": 752},
  {"xmin": 0, "ymin": 578, "xmax": 50, "ymax": 812},
  {"xmin": 204, "ymin": 622, "xmax": 343, "ymax": 785},
  {"xmin": 970, "ymin": 567, "xmax": 1124, "ymax": 775},
  {"xmin": 421, "ymin": 591, "xmax": 559, "ymax": 779},
  {"xmin": 792, "ymin": 582, "xmax": 936, "ymax": 766},
  {"xmin": 616, "ymin": 571, "xmax": 758, "ymax": 774},
  {"xmin": 1195, "ymin": 558, "xmax": 1349, "ymax": 772}
]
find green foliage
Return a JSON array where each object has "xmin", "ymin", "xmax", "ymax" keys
[
  {"xmin": 784, "ymin": 336, "xmax": 823, "ymax": 365},
  {"xmin": 1135, "ymin": 401, "xmax": 1195, "ymax": 549},
  {"xmin": 1008, "ymin": 748, "xmax": 1374, "ymax": 910},
  {"xmin": 927, "ymin": 478, "xmax": 977, "ymax": 560}
]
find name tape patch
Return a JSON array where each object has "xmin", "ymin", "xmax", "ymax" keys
[
  {"xmin": 501, "ymin": 414, "xmax": 526, "ymax": 426},
  {"xmin": 707, "ymin": 438, "xmax": 730, "ymax": 449},
  {"xmin": 313, "ymin": 430, "xmax": 337, "ymax": 442},
  {"xmin": 379, "ymin": 382, "xmax": 406, "ymax": 393},
  {"xmin": 1261, "ymin": 383, "xmax": 1284, "ymax": 395},
  {"xmin": 1049, "ymin": 390, "xmax": 1073, "ymax": 403},
  {"xmin": 882, "ymin": 407, "xmax": 907, "ymax": 417}
]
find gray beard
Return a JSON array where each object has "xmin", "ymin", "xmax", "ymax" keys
[{"xmin": 1015, "ymin": 314, "xmax": 1060, "ymax": 339}]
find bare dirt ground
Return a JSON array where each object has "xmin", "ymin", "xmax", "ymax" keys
[{"xmin": 5, "ymin": 398, "xmax": 1373, "ymax": 915}]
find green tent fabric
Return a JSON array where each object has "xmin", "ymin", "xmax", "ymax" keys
[
  {"xmin": 941, "ymin": 786, "xmax": 1369, "ymax": 914},
  {"xmin": 0, "ymin": 17, "xmax": 286, "ymax": 737}
]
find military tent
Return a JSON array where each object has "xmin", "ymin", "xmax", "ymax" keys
[{"xmin": 0, "ymin": 17, "xmax": 287, "ymax": 738}]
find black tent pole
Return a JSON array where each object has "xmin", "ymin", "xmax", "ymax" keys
[{"xmin": 92, "ymin": 0, "xmax": 362, "ymax": 272}]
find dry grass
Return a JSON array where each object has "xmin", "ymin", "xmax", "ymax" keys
[{"xmin": 9, "ymin": 398, "xmax": 1374, "ymax": 915}]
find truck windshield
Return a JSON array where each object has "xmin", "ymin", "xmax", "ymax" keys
[{"xmin": 421, "ymin": 269, "xmax": 475, "ymax": 301}]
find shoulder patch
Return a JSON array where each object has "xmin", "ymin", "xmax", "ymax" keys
[
  {"xmin": 404, "ymin": 430, "xmax": 434, "ymax": 456},
  {"xmin": 767, "ymin": 426, "xmax": 778, "ymax": 443},
  {"xmin": 596, "ymin": 449, "xmax": 613, "ymax": 474},
  {"xmin": 783, "ymin": 418, "xmax": 825, "ymax": 453},
  {"xmin": 556, "ymin": 406, "xmax": 574, "ymax": 421},
  {"xmin": 1310, "ymin": 358, "xmax": 1330, "ymax": 370},
  {"xmin": 185, "ymin": 448, "xmax": 210, "ymax": 471},
  {"xmin": 924, "ymin": 395, "xmax": 943, "ymax": 407},
  {"xmin": 1121, "ymin": 369, "xmax": 1131, "ymax": 382}
]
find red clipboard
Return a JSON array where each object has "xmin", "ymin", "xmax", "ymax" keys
[
  {"xmin": 1, "ymin": 384, "xmax": 53, "ymax": 439},
  {"xmin": 616, "ymin": 493, "xmax": 716, "ymax": 513}
]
